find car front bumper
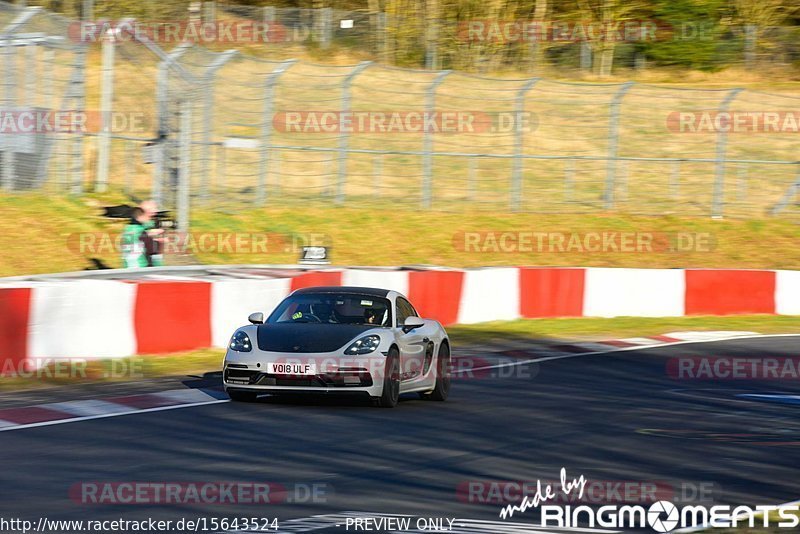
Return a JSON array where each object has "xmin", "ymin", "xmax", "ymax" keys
[{"xmin": 223, "ymin": 349, "xmax": 388, "ymax": 398}]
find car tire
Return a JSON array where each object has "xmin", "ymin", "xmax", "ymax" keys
[
  {"xmin": 228, "ymin": 390, "xmax": 258, "ymax": 402},
  {"xmin": 420, "ymin": 342, "xmax": 450, "ymax": 402},
  {"xmin": 375, "ymin": 348, "xmax": 400, "ymax": 408}
]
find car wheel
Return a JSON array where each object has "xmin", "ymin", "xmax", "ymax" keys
[
  {"xmin": 228, "ymin": 390, "xmax": 258, "ymax": 402},
  {"xmin": 375, "ymin": 348, "xmax": 400, "ymax": 408},
  {"xmin": 420, "ymin": 342, "xmax": 450, "ymax": 401}
]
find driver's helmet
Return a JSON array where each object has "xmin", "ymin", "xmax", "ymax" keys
[{"xmin": 310, "ymin": 301, "xmax": 333, "ymax": 322}]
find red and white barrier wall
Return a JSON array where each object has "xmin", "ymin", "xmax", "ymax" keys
[{"xmin": 1, "ymin": 267, "xmax": 797, "ymax": 370}]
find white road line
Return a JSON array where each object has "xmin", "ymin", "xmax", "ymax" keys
[
  {"xmin": 619, "ymin": 337, "xmax": 664, "ymax": 345},
  {"xmin": 154, "ymin": 388, "xmax": 225, "ymax": 403},
  {"xmin": 3, "ymin": 333, "xmax": 799, "ymax": 433},
  {"xmin": 454, "ymin": 333, "xmax": 800, "ymax": 375},
  {"xmin": 43, "ymin": 399, "xmax": 136, "ymax": 417},
  {"xmin": 738, "ymin": 394, "xmax": 800, "ymax": 401},
  {"xmin": 0, "ymin": 399, "xmax": 229, "ymax": 433}
]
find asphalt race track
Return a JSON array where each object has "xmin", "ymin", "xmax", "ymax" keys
[{"xmin": 1, "ymin": 336, "xmax": 799, "ymax": 532}]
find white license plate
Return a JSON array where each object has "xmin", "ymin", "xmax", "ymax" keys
[{"xmin": 267, "ymin": 362, "xmax": 317, "ymax": 376}]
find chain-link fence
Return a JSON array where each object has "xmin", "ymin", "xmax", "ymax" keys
[{"xmin": 2, "ymin": 1, "xmax": 800, "ymax": 227}]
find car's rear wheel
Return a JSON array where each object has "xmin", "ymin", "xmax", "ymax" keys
[
  {"xmin": 420, "ymin": 342, "xmax": 450, "ymax": 401},
  {"xmin": 375, "ymin": 348, "xmax": 400, "ymax": 408},
  {"xmin": 228, "ymin": 390, "xmax": 258, "ymax": 402}
]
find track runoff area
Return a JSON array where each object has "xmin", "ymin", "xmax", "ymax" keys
[{"xmin": 0, "ymin": 333, "xmax": 799, "ymax": 533}]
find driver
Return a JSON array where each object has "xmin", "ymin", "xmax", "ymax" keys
[
  {"xmin": 310, "ymin": 302, "xmax": 333, "ymax": 323},
  {"xmin": 364, "ymin": 308, "xmax": 383, "ymax": 325}
]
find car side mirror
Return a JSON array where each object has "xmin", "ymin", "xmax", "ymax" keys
[
  {"xmin": 402, "ymin": 316, "xmax": 425, "ymax": 333},
  {"xmin": 248, "ymin": 312, "xmax": 264, "ymax": 325}
]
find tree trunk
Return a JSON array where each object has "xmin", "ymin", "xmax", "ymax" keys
[{"xmin": 530, "ymin": 0, "xmax": 548, "ymax": 73}]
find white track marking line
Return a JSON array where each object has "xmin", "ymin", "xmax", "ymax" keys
[
  {"xmin": 0, "ymin": 418, "xmax": 17, "ymax": 428},
  {"xmin": 0, "ymin": 399, "xmax": 229, "ymax": 433},
  {"xmin": 154, "ymin": 388, "xmax": 226, "ymax": 403},
  {"xmin": 738, "ymin": 394, "xmax": 800, "ymax": 401},
  {"xmin": 3, "ymin": 333, "xmax": 799, "ymax": 433},
  {"xmin": 42, "ymin": 399, "xmax": 136, "ymax": 417},
  {"xmin": 454, "ymin": 333, "xmax": 800, "ymax": 375},
  {"xmin": 619, "ymin": 337, "xmax": 664, "ymax": 345}
]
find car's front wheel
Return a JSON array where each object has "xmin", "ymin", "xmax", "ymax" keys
[
  {"xmin": 228, "ymin": 390, "xmax": 258, "ymax": 402},
  {"xmin": 375, "ymin": 348, "xmax": 400, "ymax": 408},
  {"xmin": 420, "ymin": 342, "xmax": 450, "ymax": 402}
]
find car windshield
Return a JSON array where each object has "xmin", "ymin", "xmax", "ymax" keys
[{"xmin": 267, "ymin": 293, "xmax": 392, "ymax": 327}]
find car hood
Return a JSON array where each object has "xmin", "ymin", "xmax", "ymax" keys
[{"xmin": 256, "ymin": 323, "xmax": 378, "ymax": 353}]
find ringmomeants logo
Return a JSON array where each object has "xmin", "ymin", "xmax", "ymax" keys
[{"xmin": 648, "ymin": 501, "xmax": 680, "ymax": 533}]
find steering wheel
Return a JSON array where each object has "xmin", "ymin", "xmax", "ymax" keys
[{"xmin": 300, "ymin": 313, "xmax": 322, "ymax": 323}]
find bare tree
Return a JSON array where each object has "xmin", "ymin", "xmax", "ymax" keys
[{"xmin": 575, "ymin": 0, "xmax": 640, "ymax": 76}]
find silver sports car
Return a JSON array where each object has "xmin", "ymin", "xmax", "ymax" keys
[{"xmin": 223, "ymin": 286, "xmax": 451, "ymax": 408}]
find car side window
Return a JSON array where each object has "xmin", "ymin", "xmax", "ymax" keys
[{"xmin": 395, "ymin": 297, "xmax": 416, "ymax": 327}]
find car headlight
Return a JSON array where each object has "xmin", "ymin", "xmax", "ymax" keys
[
  {"xmin": 344, "ymin": 335, "xmax": 381, "ymax": 355},
  {"xmin": 229, "ymin": 331, "xmax": 252, "ymax": 352}
]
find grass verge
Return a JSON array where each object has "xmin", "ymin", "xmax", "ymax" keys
[{"xmin": 1, "ymin": 192, "xmax": 800, "ymax": 277}]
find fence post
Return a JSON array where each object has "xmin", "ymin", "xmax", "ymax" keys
[
  {"xmin": 82, "ymin": 0, "xmax": 93, "ymax": 20},
  {"xmin": 177, "ymin": 98, "xmax": 192, "ymax": 233},
  {"xmin": 603, "ymin": 81, "xmax": 633, "ymax": 209},
  {"xmin": 95, "ymin": 27, "xmax": 115, "ymax": 192},
  {"xmin": 711, "ymin": 88, "xmax": 742, "ymax": 219},
  {"xmin": 153, "ymin": 43, "xmax": 191, "ymax": 208},
  {"xmin": 422, "ymin": 70, "xmax": 450, "ymax": 208},
  {"xmin": 1, "ymin": 40, "xmax": 16, "ymax": 191},
  {"xmin": 43, "ymin": 47, "xmax": 54, "ymax": 109},
  {"xmin": 336, "ymin": 61, "xmax": 371, "ymax": 204},
  {"xmin": 511, "ymin": 77, "xmax": 539, "ymax": 211},
  {"xmin": 68, "ymin": 44, "xmax": 87, "ymax": 195},
  {"xmin": 200, "ymin": 50, "xmax": 237, "ymax": 203},
  {"xmin": 203, "ymin": 1, "xmax": 216, "ymax": 24},
  {"xmin": 744, "ymin": 25, "xmax": 757, "ymax": 69},
  {"xmin": 257, "ymin": 59, "xmax": 294, "ymax": 205},
  {"xmin": 23, "ymin": 41, "xmax": 35, "ymax": 107},
  {"xmin": 321, "ymin": 7, "xmax": 332, "ymax": 49}
]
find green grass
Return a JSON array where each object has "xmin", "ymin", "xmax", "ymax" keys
[
  {"xmin": 2, "ymin": 192, "xmax": 800, "ymax": 277},
  {"xmin": 2, "ymin": 315, "xmax": 797, "ymax": 392}
]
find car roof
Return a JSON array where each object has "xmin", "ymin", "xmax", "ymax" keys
[{"xmin": 291, "ymin": 286, "xmax": 392, "ymax": 298}]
